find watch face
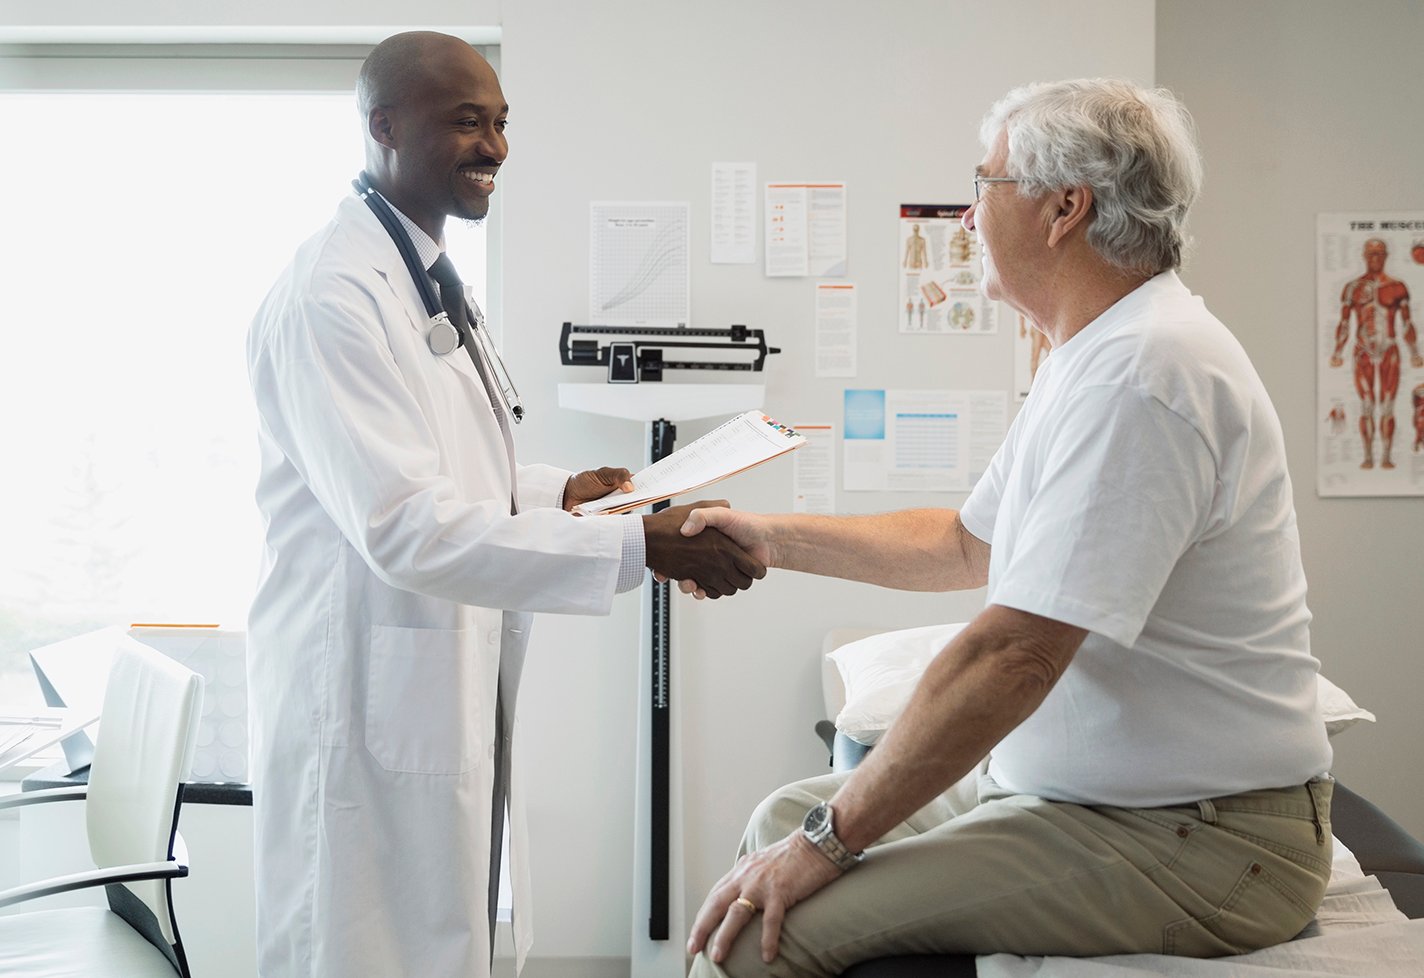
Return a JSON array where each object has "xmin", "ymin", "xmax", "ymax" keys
[{"xmin": 804, "ymin": 803, "xmax": 830, "ymax": 836}]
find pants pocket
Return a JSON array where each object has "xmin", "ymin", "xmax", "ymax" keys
[
  {"xmin": 365, "ymin": 624, "xmax": 484, "ymax": 774},
  {"xmin": 1163, "ymin": 859, "xmax": 1317, "ymax": 956}
]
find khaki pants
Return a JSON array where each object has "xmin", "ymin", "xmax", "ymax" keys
[{"xmin": 689, "ymin": 766, "xmax": 1333, "ymax": 978}]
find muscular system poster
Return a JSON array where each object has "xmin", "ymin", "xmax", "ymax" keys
[{"xmin": 1316, "ymin": 212, "xmax": 1424, "ymax": 497}]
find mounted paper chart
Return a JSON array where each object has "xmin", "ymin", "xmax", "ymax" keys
[
  {"xmin": 1316, "ymin": 211, "xmax": 1424, "ymax": 497},
  {"xmin": 898, "ymin": 203, "xmax": 997, "ymax": 334},
  {"xmin": 590, "ymin": 202, "xmax": 690, "ymax": 326},
  {"xmin": 711, "ymin": 163, "xmax": 757, "ymax": 264},
  {"xmin": 792, "ymin": 424, "xmax": 836, "ymax": 514},
  {"xmin": 575, "ymin": 411, "xmax": 806, "ymax": 515},
  {"xmin": 814, "ymin": 282, "xmax": 857, "ymax": 378},
  {"xmin": 765, "ymin": 182, "xmax": 847, "ymax": 277},
  {"xmin": 843, "ymin": 389, "xmax": 1007, "ymax": 492}
]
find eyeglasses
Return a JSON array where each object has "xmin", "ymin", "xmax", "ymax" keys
[{"xmin": 973, "ymin": 175, "xmax": 1020, "ymax": 202}]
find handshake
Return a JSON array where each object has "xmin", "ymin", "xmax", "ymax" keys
[
  {"xmin": 643, "ymin": 501, "xmax": 768, "ymax": 599},
  {"xmin": 563, "ymin": 467, "xmax": 770, "ymax": 599}
]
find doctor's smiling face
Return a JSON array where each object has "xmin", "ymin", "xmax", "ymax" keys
[{"xmin": 360, "ymin": 32, "xmax": 508, "ymax": 240}]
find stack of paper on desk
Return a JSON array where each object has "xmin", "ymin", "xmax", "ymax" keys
[
  {"xmin": 574, "ymin": 410, "xmax": 806, "ymax": 516},
  {"xmin": 0, "ymin": 708, "xmax": 98, "ymax": 771}
]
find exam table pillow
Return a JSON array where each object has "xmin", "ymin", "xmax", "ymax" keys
[{"xmin": 826, "ymin": 623, "xmax": 1374, "ymax": 745}]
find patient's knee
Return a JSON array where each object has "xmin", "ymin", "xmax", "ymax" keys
[{"xmin": 740, "ymin": 773, "xmax": 846, "ymax": 855}]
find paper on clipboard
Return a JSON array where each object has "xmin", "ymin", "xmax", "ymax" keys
[{"xmin": 574, "ymin": 410, "xmax": 806, "ymax": 515}]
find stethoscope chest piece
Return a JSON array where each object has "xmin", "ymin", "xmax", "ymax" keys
[{"xmin": 427, "ymin": 316, "xmax": 462, "ymax": 356}]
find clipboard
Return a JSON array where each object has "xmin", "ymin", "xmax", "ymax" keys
[{"xmin": 574, "ymin": 410, "xmax": 806, "ymax": 515}]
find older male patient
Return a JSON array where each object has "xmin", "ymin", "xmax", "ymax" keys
[{"xmin": 683, "ymin": 79, "xmax": 1334, "ymax": 975}]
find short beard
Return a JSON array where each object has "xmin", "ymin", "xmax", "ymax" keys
[{"xmin": 461, "ymin": 216, "xmax": 487, "ymax": 229}]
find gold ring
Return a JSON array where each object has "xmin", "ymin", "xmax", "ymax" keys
[{"xmin": 734, "ymin": 896, "xmax": 758, "ymax": 914}]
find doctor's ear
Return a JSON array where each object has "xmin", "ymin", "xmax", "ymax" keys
[{"xmin": 368, "ymin": 108, "xmax": 397, "ymax": 149}]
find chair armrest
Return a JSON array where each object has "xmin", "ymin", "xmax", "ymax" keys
[
  {"xmin": 0, "ymin": 785, "xmax": 87, "ymax": 812},
  {"xmin": 0, "ymin": 859, "xmax": 189, "ymax": 909}
]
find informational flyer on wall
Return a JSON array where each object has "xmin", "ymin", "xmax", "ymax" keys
[
  {"xmin": 792, "ymin": 424, "xmax": 836, "ymax": 514},
  {"xmin": 814, "ymin": 282, "xmax": 857, "ymax": 378},
  {"xmin": 1013, "ymin": 310, "xmax": 1051, "ymax": 400},
  {"xmin": 590, "ymin": 202, "xmax": 690, "ymax": 326},
  {"xmin": 765, "ymin": 182, "xmax": 847, "ymax": 277},
  {"xmin": 898, "ymin": 204, "xmax": 997, "ymax": 335},
  {"xmin": 1316, "ymin": 211, "xmax": 1424, "ymax": 496},
  {"xmin": 842, "ymin": 389, "xmax": 1006, "ymax": 492},
  {"xmin": 710, "ymin": 162, "xmax": 757, "ymax": 264}
]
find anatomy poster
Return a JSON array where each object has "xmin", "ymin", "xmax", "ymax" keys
[
  {"xmin": 1316, "ymin": 212, "xmax": 1424, "ymax": 496},
  {"xmin": 898, "ymin": 204, "xmax": 997, "ymax": 335},
  {"xmin": 1013, "ymin": 310, "xmax": 1051, "ymax": 400}
]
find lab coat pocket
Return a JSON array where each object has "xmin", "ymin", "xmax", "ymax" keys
[{"xmin": 366, "ymin": 624, "xmax": 485, "ymax": 775}]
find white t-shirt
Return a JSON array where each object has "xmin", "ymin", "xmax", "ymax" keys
[{"xmin": 959, "ymin": 271, "xmax": 1331, "ymax": 807}]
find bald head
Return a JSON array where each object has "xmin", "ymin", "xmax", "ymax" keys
[
  {"xmin": 356, "ymin": 31, "xmax": 509, "ymax": 239},
  {"xmin": 357, "ymin": 31, "xmax": 486, "ymax": 118}
]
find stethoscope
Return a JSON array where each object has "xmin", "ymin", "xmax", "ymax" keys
[{"xmin": 352, "ymin": 172, "xmax": 524, "ymax": 423}]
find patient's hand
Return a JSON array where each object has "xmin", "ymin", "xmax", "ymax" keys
[
  {"xmin": 688, "ymin": 829, "xmax": 842, "ymax": 965},
  {"xmin": 644, "ymin": 501, "xmax": 766, "ymax": 599},
  {"xmin": 672, "ymin": 508, "xmax": 776, "ymax": 598}
]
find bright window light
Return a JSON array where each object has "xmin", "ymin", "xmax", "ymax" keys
[{"xmin": 0, "ymin": 91, "xmax": 487, "ymax": 709}]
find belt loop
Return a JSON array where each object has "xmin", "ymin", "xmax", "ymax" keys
[
  {"xmin": 1196, "ymin": 798, "xmax": 1218, "ymax": 824},
  {"xmin": 1306, "ymin": 779, "xmax": 1330, "ymax": 846}
]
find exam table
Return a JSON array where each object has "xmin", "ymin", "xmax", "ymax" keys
[
  {"xmin": 810, "ymin": 625, "xmax": 1424, "ymax": 977},
  {"xmin": 816, "ymin": 729, "xmax": 1424, "ymax": 978}
]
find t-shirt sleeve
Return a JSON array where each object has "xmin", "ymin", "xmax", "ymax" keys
[
  {"xmin": 959, "ymin": 404, "xmax": 1023, "ymax": 545},
  {"xmin": 989, "ymin": 384, "xmax": 1216, "ymax": 648}
]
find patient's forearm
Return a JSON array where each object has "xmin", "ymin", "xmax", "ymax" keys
[
  {"xmin": 827, "ymin": 605, "xmax": 1086, "ymax": 854},
  {"xmin": 772, "ymin": 509, "xmax": 988, "ymax": 591}
]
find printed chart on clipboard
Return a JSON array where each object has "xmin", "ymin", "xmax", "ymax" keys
[{"xmin": 590, "ymin": 202, "xmax": 691, "ymax": 327}]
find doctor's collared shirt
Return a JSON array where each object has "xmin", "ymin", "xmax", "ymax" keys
[{"xmin": 382, "ymin": 191, "xmax": 646, "ymax": 593}]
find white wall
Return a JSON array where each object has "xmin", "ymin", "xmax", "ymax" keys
[{"xmin": 1156, "ymin": 0, "xmax": 1424, "ymax": 839}]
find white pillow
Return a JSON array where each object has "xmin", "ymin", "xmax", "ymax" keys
[
  {"xmin": 827, "ymin": 623, "xmax": 1375, "ymax": 745},
  {"xmin": 827, "ymin": 623, "xmax": 966, "ymax": 745},
  {"xmin": 1316, "ymin": 673, "xmax": 1376, "ymax": 736}
]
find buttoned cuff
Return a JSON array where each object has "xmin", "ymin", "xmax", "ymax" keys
[{"xmin": 616, "ymin": 514, "xmax": 647, "ymax": 593}]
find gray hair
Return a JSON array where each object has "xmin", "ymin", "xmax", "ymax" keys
[{"xmin": 980, "ymin": 79, "xmax": 1203, "ymax": 276}]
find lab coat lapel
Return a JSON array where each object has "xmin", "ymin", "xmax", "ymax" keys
[{"xmin": 338, "ymin": 194, "xmax": 486, "ymax": 388}]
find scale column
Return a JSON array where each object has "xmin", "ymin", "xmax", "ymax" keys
[{"xmin": 631, "ymin": 418, "xmax": 684, "ymax": 978}]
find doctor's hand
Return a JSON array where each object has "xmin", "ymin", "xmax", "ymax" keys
[
  {"xmin": 674, "ymin": 508, "xmax": 777, "ymax": 599},
  {"xmin": 644, "ymin": 501, "xmax": 766, "ymax": 599},
  {"xmin": 563, "ymin": 467, "xmax": 635, "ymax": 512},
  {"xmin": 688, "ymin": 829, "xmax": 842, "ymax": 966}
]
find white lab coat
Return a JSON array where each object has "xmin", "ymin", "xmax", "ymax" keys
[{"xmin": 246, "ymin": 193, "xmax": 628, "ymax": 977}]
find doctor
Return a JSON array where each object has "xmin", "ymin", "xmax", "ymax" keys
[{"xmin": 247, "ymin": 31, "xmax": 763, "ymax": 978}]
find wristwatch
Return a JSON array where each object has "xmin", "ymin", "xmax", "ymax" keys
[{"xmin": 801, "ymin": 802, "xmax": 863, "ymax": 871}]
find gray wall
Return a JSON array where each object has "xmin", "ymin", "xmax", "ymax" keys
[{"xmin": 1157, "ymin": 0, "xmax": 1424, "ymax": 840}]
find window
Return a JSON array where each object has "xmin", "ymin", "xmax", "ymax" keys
[{"xmin": 0, "ymin": 50, "xmax": 491, "ymax": 710}]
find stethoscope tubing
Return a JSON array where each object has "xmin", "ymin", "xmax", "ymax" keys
[{"xmin": 352, "ymin": 172, "xmax": 523, "ymax": 422}]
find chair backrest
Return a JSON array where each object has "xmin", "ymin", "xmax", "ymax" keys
[{"xmin": 86, "ymin": 640, "xmax": 203, "ymax": 954}]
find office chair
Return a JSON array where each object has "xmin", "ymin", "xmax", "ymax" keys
[{"xmin": 0, "ymin": 641, "xmax": 204, "ymax": 977}]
